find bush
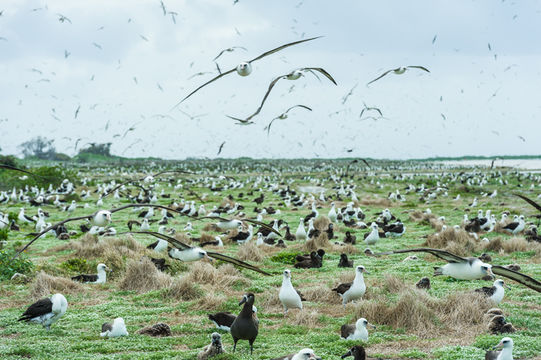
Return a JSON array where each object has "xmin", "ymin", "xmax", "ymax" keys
[
  {"xmin": 0, "ymin": 248, "xmax": 34, "ymax": 280},
  {"xmin": 0, "ymin": 155, "xmax": 20, "ymax": 168},
  {"xmin": 0, "ymin": 228, "xmax": 8, "ymax": 241}
]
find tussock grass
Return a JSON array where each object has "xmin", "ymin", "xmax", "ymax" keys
[
  {"xmin": 289, "ymin": 309, "xmax": 321, "ymax": 327},
  {"xmin": 360, "ymin": 196, "xmax": 392, "ymax": 207},
  {"xmin": 191, "ymin": 291, "xmax": 228, "ymax": 311},
  {"xmin": 424, "ymin": 228, "xmax": 479, "ymax": 256},
  {"xmin": 353, "ymin": 277, "xmax": 491, "ymax": 338},
  {"xmin": 186, "ymin": 262, "xmax": 249, "ymax": 290},
  {"xmin": 483, "ymin": 236, "xmax": 541, "ymax": 257},
  {"xmin": 168, "ymin": 276, "xmax": 202, "ymax": 300},
  {"xmin": 237, "ymin": 242, "xmax": 264, "ymax": 262},
  {"xmin": 313, "ymin": 216, "xmax": 330, "ymax": 230},
  {"xmin": 31, "ymin": 271, "xmax": 84, "ymax": 300},
  {"xmin": 305, "ymin": 233, "xmax": 330, "ymax": 252},
  {"xmin": 409, "ymin": 210, "xmax": 436, "ymax": 223},
  {"xmin": 118, "ymin": 258, "xmax": 172, "ymax": 293},
  {"xmin": 59, "ymin": 234, "xmax": 146, "ymax": 271}
]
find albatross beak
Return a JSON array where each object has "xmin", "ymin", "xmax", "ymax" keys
[
  {"xmin": 341, "ymin": 350, "xmax": 352, "ymax": 359},
  {"xmin": 492, "ymin": 340, "xmax": 504, "ymax": 350},
  {"xmin": 368, "ymin": 323, "xmax": 376, "ymax": 329},
  {"xmin": 487, "ymin": 268, "xmax": 495, "ymax": 279},
  {"xmin": 205, "ymin": 254, "xmax": 214, "ymax": 262},
  {"xmin": 239, "ymin": 295, "xmax": 247, "ymax": 306}
]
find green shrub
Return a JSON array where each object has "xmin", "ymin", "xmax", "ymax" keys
[
  {"xmin": 0, "ymin": 228, "xmax": 8, "ymax": 241},
  {"xmin": 59, "ymin": 258, "xmax": 93, "ymax": 273},
  {"xmin": 270, "ymin": 251, "xmax": 301, "ymax": 265},
  {"xmin": 0, "ymin": 248, "xmax": 34, "ymax": 280}
]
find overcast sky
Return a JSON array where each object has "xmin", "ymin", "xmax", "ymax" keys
[{"xmin": 1, "ymin": 0, "xmax": 540, "ymax": 159}]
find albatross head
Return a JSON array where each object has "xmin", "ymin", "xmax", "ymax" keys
[
  {"xmin": 236, "ymin": 62, "xmax": 252, "ymax": 76},
  {"xmin": 481, "ymin": 264, "xmax": 494, "ymax": 279},
  {"xmin": 239, "ymin": 293, "xmax": 255, "ymax": 306},
  {"xmin": 293, "ymin": 349, "xmax": 321, "ymax": 360},
  {"xmin": 341, "ymin": 346, "xmax": 366, "ymax": 359},
  {"xmin": 283, "ymin": 269, "xmax": 291, "ymax": 279},
  {"xmin": 493, "ymin": 337, "xmax": 513, "ymax": 350},
  {"xmin": 356, "ymin": 265, "xmax": 368, "ymax": 274}
]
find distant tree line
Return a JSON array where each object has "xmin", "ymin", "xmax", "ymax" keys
[{"xmin": 16, "ymin": 137, "xmax": 113, "ymax": 161}]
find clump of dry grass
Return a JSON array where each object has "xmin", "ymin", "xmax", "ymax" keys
[
  {"xmin": 167, "ymin": 276, "xmax": 202, "ymax": 300},
  {"xmin": 304, "ymin": 233, "xmax": 330, "ymax": 252},
  {"xmin": 61, "ymin": 234, "xmax": 146, "ymax": 271},
  {"xmin": 424, "ymin": 228, "xmax": 479, "ymax": 256},
  {"xmin": 429, "ymin": 218, "xmax": 446, "ymax": 231},
  {"xmin": 313, "ymin": 216, "xmax": 331, "ymax": 230},
  {"xmin": 289, "ymin": 309, "xmax": 321, "ymax": 327},
  {"xmin": 31, "ymin": 271, "xmax": 84, "ymax": 300},
  {"xmin": 360, "ymin": 196, "xmax": 392, "ymax": 207},
  {"xmin": 237, "ymin": 242, "xmax": 264, "ymax": 262},
  {"xmin": 353, "ymin": 278, "xmax": 491, "ymax": 338},
  {"xmin": 186, "ymin": 262, "xmax": 249, "ymax": 290},
  {"xmin": 483, "ymin": 236, "xmax": 541, "ymax": 257},
  {"xmin": 118, "ymin": 258, "xmax": 172, "ymax": 293},
  {"xmin": 191, "ymin": 291, "xmax": 228, "ymax": 311},
  {"xmin": 203, "ymin": 223, "xmax": 218, "ymax": 232},
  {"xmin": 302, "ymin": 286, "xmax": 337, "ymax": 304},
  {"xmin": 409, "ymin": 211, "xmax": 436, "ymax": 223}
]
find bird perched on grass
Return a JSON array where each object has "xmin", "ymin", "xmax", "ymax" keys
[
  {"xmin": 279, "ymin": 269, "xmax": 305, "ymax": 315},
  {"xmin": 100, "ymin": 317, "xmax": 128, "ymax": 337},
  {"xmin": 333, "ymin": 265, "xmax": 368, "ymax": 307},
  {"xmin": 475, "ymin": 279, "xmax": 508, "ymax": 305},
  {"xmin": 485, "ymin": 337, "xmax": 514, "ymax": 360},
  {"xmin": 338, "ymin": 253, "xmax": 353, "ymax": 268},
  {"xmin": 71, "ymin": 263, "xmax": 111, "ymax": 284},
  {"xmin": 340, "ymin": 317, "xmax": 376, "ymax": 340},
  {"xmin": 271, "ymin": 348, "xmax": 322, "ymax": 360},
  {"xmin": 18, "ymin": 293, "xmax": 68, "ymax": 330},
  {"xmin": 230, "ymin": 293, "xmax": 259, "ymax": 354},
  {"xmin": 197, "ymin": 332, "xmax": 224, "ymax": 360}
]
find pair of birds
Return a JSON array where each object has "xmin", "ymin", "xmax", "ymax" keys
[{"xmin": 18, "ymin": 292, "xmax": 127, "ymax": 338}]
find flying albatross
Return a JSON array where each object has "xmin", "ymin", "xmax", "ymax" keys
[
  {"xmin": 227, "ymin": 67, "xmax": 336, "ymax": 123},
  {"xmin": 264, "ymin": 105, "xmax": 312, "ymax": 136},
  {"xmin": 127, "ymin": 231, "xmax": 271, "ymax": 275},
  {"xmin": 367, "ymin": 65, "xmax": 430, "ymax": 85},
  {"xmin": 375, "ymin": 248, "xmax": 541, "ymax": 292},
  {"xmin": 173, "ymin": 36, "xmax": 322, "ymax": 107}
]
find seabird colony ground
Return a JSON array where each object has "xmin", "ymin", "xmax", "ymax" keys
[{"xmin": 0, "ymin": 158, "xmax": 540, "ymax": 359}]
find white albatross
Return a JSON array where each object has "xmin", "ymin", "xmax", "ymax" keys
[
  {"xmin": 18, "ymin": 293, "xmax": 68, "ymax": 330},
  {"xmin": 375, "ymin": 248, "xmax": 541, "ymax": 292}
]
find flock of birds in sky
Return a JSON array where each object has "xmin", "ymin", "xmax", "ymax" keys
[
  {"xmin": 1, "ymin": 163, "xmax": 541, "ymax": 359},
  {"xmin": 173, "ymin": 36, "xmax": 432, "ymax": 155}
]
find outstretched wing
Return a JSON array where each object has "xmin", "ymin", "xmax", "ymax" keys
[
  {"xmin": 14, "ymin": 214, "xmax": 93, "ymax": 259},
  {"xmin": 128, "ymin": 231, "xmax": 192, "ymax": 250},
  {"xmin": 240, "ymin": 75, "xmax": 285, "ymax": 122},
  {"xmin": 285, "ymin": 104, "xmax": 312, "ymax": 113},
  {"xmin": 302, "ymin": 67, "xmax": 337, "ymax": 85},
  {"xmin": 407, "ymin": 65, "xmax": 430, "ymax": 73},
  {"xmin": 374, "ymin": 247, "xmax": 468, "ymax": 263},
  {"xmin": 206, "ymin": 251, "xmax": 271, "ymax": 276},
  {"xmin": 248, "ymin": 36, "xmax": 322, "ymax": 63},
  {"xmin": 492, "ymin": 265, "xmax": 541, "ymax": 292},
  {"xmin": 173, "ymin": 68, "xmax": 237, "ymax": 107},
  {"xmin": 366, "ymin": 69, "xmax": 393, "ymax": 86},
  {"xmin": 514, "ymin": 193, "xmax": 541, "ymax": 213},
  {"xmin": 243, "ymin": 219, "xmax": 283, "ymax": 237}
]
